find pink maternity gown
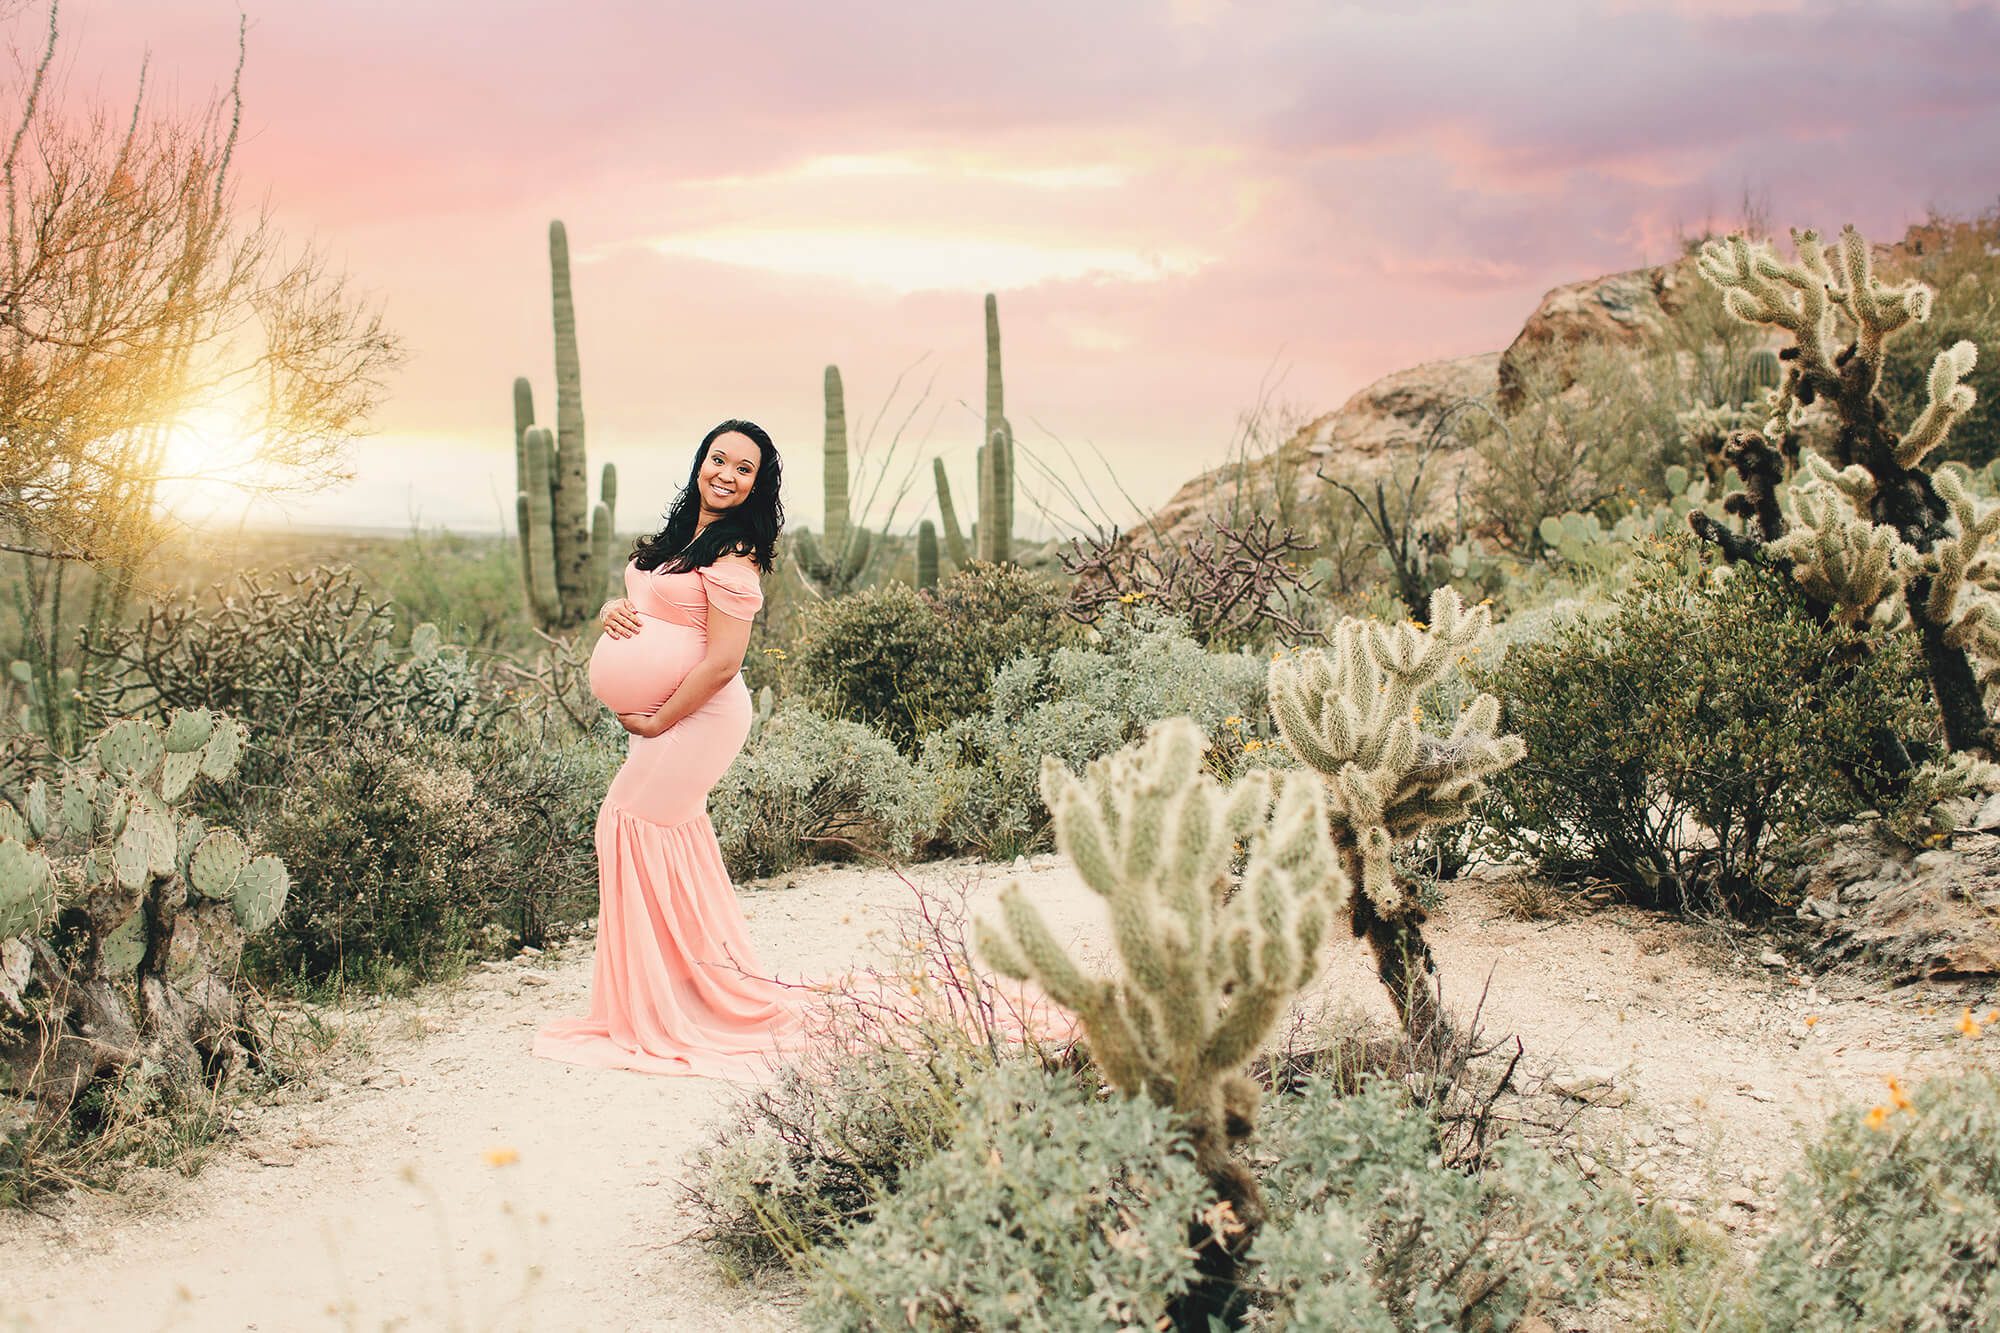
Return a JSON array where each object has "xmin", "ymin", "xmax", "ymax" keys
[{"xmin": 532, "ymin": 555, "xmax": 802, "ymax": 1079}]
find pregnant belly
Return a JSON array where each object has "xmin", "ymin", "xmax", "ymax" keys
[{"xmin": 588, "ymin": 620, "xmax": 703, "ymax": 714}]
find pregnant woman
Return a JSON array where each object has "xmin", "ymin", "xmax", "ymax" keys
[{"xmin": 533, "ymin": 420, "xmax": 802, "ymax": 1078}]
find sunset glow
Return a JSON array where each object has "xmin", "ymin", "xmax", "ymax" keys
[{"xmin": 47, "ymin": 0, "xmax": 2000, "ymax": 534}]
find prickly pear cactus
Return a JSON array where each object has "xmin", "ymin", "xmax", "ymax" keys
[
  {"xmin": 0, "ymin": 710, "xmax": 288, "ymax": 1107},
  {"xmin": 199, "ymin": 715, "xmax": 244, "ymax": 782},
  {"xmin": 232, "ymin": 857, "xmax": 289, "ymax": 934},
  {"xmin": 0, "ymin": 835, "xmax": 55, "ymax": 940},
  {"xmin": 163, "ymin": 708, "xmax": 216, "ymax": 754},
  {"xmin": 189, "ymin": 829, "xmax": 248, "ymax": 900},
  {"xmin": 96, "ymin": 719, "xmax": 164, "ymax": 786}
]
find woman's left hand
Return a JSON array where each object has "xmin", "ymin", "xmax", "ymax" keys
[{"xmin": 617, "ymin": 710, "xmax": 666, "ymax": 738}]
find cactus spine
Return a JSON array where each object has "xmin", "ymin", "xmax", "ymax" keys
[
  {"xmin": 976, "ymin": 718, "xmax": 1341, "ymax": 1317},
  {"xmin": 513, "ymin": 220, "xmax": 619, "ymax": 630},
  {"xmin": 1269, "ymin": 586, "xmax": 1525, "ymax": 1046},
  {"xmin": 916, "ymin": 520, "xmax": 939, "ymax": 590}
]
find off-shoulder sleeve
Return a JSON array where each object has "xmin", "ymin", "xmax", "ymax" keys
[{"xmin": 698, "ymin": 559, "xmax": 763, "ymax": 619}]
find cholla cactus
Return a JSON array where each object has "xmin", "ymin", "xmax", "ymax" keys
[
  {"xmin": 1693, "ymin": 224, "xmax": 1992, "ymax": 753},
  {"xmin": 0, "ymin": 709, "xmax": 289, "ymax": 1102},
  {"xmin": 1765, "ymin": 452, "xmax": 1920, "ymax": 621},
  {"xmin": 976, "ymin": 717, "xmax": 1342, "ymax": 1289},
  {"xmin": 1269, "ymin": 585, "xmax": 1523, "ymax": 1042}
]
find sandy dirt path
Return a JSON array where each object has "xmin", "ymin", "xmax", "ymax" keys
[{"xmin": 2, "ymin": 859, "xmax": 1992, "ymax": 1332}]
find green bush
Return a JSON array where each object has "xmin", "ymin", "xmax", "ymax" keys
[
  {"xmin": 1249, "ymin": 1076, "xmax": 1621, "ymax": 1329},
  {"xmin": 248, "ymin": 729, "xmax": 606, "ymax": 989},
  {"xmin": 803, "ymin": 1061, "xmax": 1211, "ymax": 1330},
  {"xmin": 710, "ymin": 702, "xmax": 929, "ymax": 879},
  {"xmin": 919, "ymin": 608, "xmax": 1272, "ymax": 859},
  {"xmin": 1477, "ymin": 539, "xmax": 1933, "ymax": 916},
  {"xmin": 1749, "ymin": 1063, "xmax": 2000, "ymax": 1331},
  {"xmin": 754, "ymin": 1061, "xmax": 1624, "ymax": 1331},
  {"xmin": 791, "ymin": 563, "xmax": 1073, "ymax": 751},
  {"xmin": 683, "ymin": 1038, "xmax": 1006, "ymax": 1281},
  {"xmin": 684, "ymin": 883, "xmax": 1076, "ymax": 1279}
]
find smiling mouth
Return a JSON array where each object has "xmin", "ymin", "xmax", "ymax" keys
[{"xmin": 709, "ymin": 483, "xmax": 736, "ymax": 499}]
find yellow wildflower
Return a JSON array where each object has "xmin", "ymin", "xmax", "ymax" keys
[
  {"xmin": 1242, "ymin": 740, "xmax": 1264, "ymax": 753},
  {"xmin": 1863, "ymin": 1105, "xmax": 1890, "ymax": 1131},
  {"xmin": 1803, "ymin": 1015, "xmax": 1820, "ymax": 1029},
  {"xmin": 1957, "ymin": 1007, "xmax": 1984, "ymax": 1038},
  {"xmin": 1885, "ymin": 1076, "xmax": 1912, "ymax": 1113},
  {"xmin": 484, "ymin": 1147, "xmax": 520, "ymax": 1167}
]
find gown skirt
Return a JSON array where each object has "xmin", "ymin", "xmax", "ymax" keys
[{"xmin": 532, "ymin": 558, "xmax": 802, "ymax": 1079}]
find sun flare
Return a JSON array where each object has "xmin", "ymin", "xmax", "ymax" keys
[{"xmin": 152, "ymin": 404, "xmax": 272, "ymax": 522}]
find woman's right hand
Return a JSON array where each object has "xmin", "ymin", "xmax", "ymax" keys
[{"xmin": 599, "ymin": 597, "xmax": 642, "ymax": 639}]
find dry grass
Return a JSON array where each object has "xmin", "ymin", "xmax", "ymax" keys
[{"xmin": 1486, "ymin": 872, "xmax": 1585, "ymax": 923}]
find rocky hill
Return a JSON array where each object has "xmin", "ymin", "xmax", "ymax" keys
[
  {"xmin": 1143, "ymin": 221, "xmax": 1961, "ymax": 546},
  {"xmin": 1143, "ymin": 252, "xmax": 1720, "ymax": 546}
]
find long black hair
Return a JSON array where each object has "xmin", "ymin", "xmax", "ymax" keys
[{"xmin": 631, "ymin": 420, "xmax": 784, "ymax": 574}]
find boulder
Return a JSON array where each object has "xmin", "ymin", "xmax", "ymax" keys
[
  {"xmin": 1799, "ymin": 826, "xmax": 2000, "ymax": 980},
  {"xmin": 1144, "ymin": 352, "xmax": 1500, "ymax": 549}
]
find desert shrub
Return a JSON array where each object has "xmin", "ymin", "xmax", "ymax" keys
[
  {"xmin": 1247, "ymin": 1075, "xmax": 1621, "ymax": 1329},
  {"xmin": 683, "ymin": 883, "xmax": 1074, "ymax": 1277},
  {"xmin": 1477, "ymin": 341, "xmax": 1694, "ymax": 553},
  {"xmin": 684, "ymin": 1037, "xmax": 1008, "ymax": 1281},
  {"xmin": 86, "ymin": 565, "xmax": 505, "ymax": 783},
  {"xmin": 789, "ymin": 583, "xmax": 947, "ymax": 750},
  {"xmin": 372, "ymin": 525, "xmax": 533, "ymax": 652},
  {"xmin": 918, "ymin": 609, "xmax": 1271, "ymax": 859},
  {"xmin": 1477, "ymin": 538, "xmax": 1933, "ymax": 916},
  {"xmin": 1749, "ymin": 1063, "xmax": 2000, "ymax": 1331},
  {"xmin": 248, "ymin": 729, "xmax": 605, "ymax": 989},
  {"xmin": 710, "ymin": 703, "xmax": 929, "ymax": 879},
  {"xmin": 791, "ymin": 562, "xmax": 1073, "ymax": 751},
  {"xmin": 1060, "ymin": 514, "xmax": 1326, "ymax": 649},
  {"xmin": 803, "ymin": 1061, "xmax": 1211, "ymax": 1330}
]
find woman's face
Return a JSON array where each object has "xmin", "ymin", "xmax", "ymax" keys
[{"xmin": 696, "ymin": 432, "xmax": 761, "ymax": 517}]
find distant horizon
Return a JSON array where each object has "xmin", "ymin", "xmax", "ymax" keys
[{"xmin": 55, "ymin": 0, "xmax": 2000, "ymax": 537}]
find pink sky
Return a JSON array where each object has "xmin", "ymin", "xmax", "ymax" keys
[{"xmin": 40, "ymin": 0, "xmax": 2000, "ymax": 536}]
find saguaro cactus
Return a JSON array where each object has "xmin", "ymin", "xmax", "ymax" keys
[
  {"xmin": 915, "ymin": 520, "xmax": 939, "ymax": 590},
  {"xmin": 935, "ymin": 292, "xmax": 1016, "ymax": 568},
  {"xmin": 0, "ymin": 709, "xmax": 289, "ymax": 1105},
  {"xmin": 976, "ymin": 718, "xmax": 1341, "ymax": 1324},
  {"xmin": 792, "ymin": 364, "xmax": 874, "ymax": 595},
  {"xmin": 1269, "ymin": 586, "xmax": 1525, "ymax": 1046},
  {"xmin": 1689, "ymin": 225, "xmax": 1993, "ymax": 753},
  {"xmin": 514, "ymin": 220, "xmax": 620, "ymax": 630},
  {"xmin": 932, "ymin": 458, "xmax": 970, "ymax": 569}
]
